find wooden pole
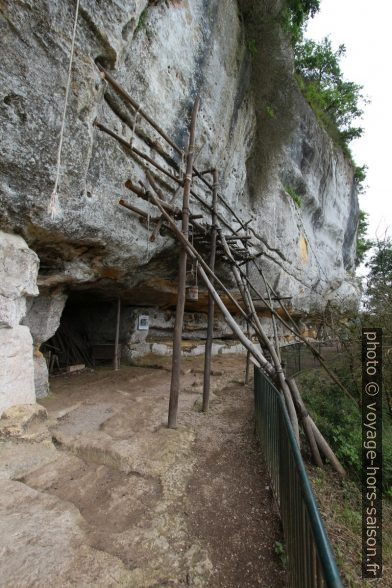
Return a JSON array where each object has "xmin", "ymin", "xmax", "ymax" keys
[
  {"xmin": 258, "ymin": 265, "xmax": 281, "ymax": 361},
  {"xmin": 244, "ymin": 227, "xmax": 251, "ymax": 385},
  {"xmin": 287, "ymin": 378, "xmax": 346, "ymax": 476},
  {"xmin": 114, "ymin": 298, "xmax": 121, "ymax": 371},
  {"xmin": 219, "ymin": 232, "xmax": 300, "ymax": 445},
  {"xmin": 125, "ymin": 179, "xmax": 181, "ymax": 216},
  {"xmin": 118, "ymin": 199, "xmax": 150, "ymax": 220},
  {"xmin": 98, "ymin": 64, "xmax": 182, "ymax": 156},
  {"xmin": 246, "ymin": 259, "xmax": 357, "ymax": 405},
  {"xmin": 287, "ymin": 379, "xmax": 323, "ymax": 467},
  {"xmin": 97, "ymin": 64, "xmax": 252, "ymax": 236},
  {"xmin": 196, "ymin": 264, "xmax": 275, "ymax": 374},
  {"xmin": 139, "ymin": 187, "xmax": 276, "ymax": 377},
  {"xmin": 309, "ymin": 417, "xmax": 347, "ymax": 477},
  {"xmin": 150, "ymin": 185, "xmax": 182, "ymax": 242},
  {"xmin": 122, "ymin": 194, "xmax": 257, "ymax": 330},
  {"xmin": 202, "ymin": 169, "xmax": 218, "ymax": 412},
  {"xmin": 168, "ymin": 98, "xmax": 200, "ymax": 429},
  {"xmin": 95, "ymin": 121, "xmax": 246, "ymax": 238}
]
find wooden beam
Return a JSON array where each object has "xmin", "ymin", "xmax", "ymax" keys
[{"xmin": 98, "ymin": 64, "xmax": 182, "ymax": 156}]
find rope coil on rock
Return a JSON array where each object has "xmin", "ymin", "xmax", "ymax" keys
[{"xmin": 48, "ymin": 0, "xmax": 80, "ymax": 219}]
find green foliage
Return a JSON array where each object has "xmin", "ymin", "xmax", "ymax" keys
[
  {"xmin": 297, "ymin": 365, "xmax": 392, "ymax": 494},
  {"xmin": 282, "ymin": 0, "xmax": 320, "ymax": 43},
  {"xmin": 363, "ymin": 236, "xmax": 392, "ymax": 424},
  {"xmin": 265, "ymin": 105, "xmax": 276, "ymax": 119},
  {"xmin": 284, "ymin": 185, "xmax": 302, "ymax": 207},
  {"xmin": 294, "ymin": 37, "xmax": 367, "ymax": 150},
  {"xmin": 298, "ymin": 369, "xmax": 362, "ymax": 476},
  {"xmin": 309, "ymin": 467, "xmax": 392, "ymax": 586},
  {"xmin": 136, "ymin": 7, "xmax": 149, "ymax": 32},
  {"xmin": 355, "ymin": 210, "xmax": 373, "ymax": 267},
  {"xmin": 298, "ymin": 262, "xmax": 392, "ymax": 494},
  {"xmin": 353, "ymin": 164, "xmax": 367, "ymax": 193},
  {"xmin": 341, "ymin": 505, "xmax": 361, "ymax": 532},
  {"xmin": 365, "ymin": 236, "xmax": 392, "ymax": 314},
  {"xmin": 247, "ymin": 38, "xmax": 258, "ymax": 56},
  {"xmin": 274, "ymin": 541, "xmax": 288, "ymax": 567}
]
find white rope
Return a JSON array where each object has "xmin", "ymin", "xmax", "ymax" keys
[{"xmin": 48, "ymin": 0, "xmax": 80, "ymax": 219}]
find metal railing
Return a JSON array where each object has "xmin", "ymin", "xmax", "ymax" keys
[
  {"xmin": 254, "ymin": 367, "xmax": 343, "ymax": 588},
  {"xmin": 280, "ymin": 340, "xmax": 341, "ymax": 378}
]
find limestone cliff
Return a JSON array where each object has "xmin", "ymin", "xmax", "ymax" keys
[
  {"xmin": 0, "ymin": 0, "xmax": 359, "ymax": 307},
  {"xmin": 0, "ymin": 1, "xmax": 360, "ymax": 406}
]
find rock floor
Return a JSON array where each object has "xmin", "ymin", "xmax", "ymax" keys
[{"xmin": 0, "ymin": 354, "xmax": 287, "ymax": 587}]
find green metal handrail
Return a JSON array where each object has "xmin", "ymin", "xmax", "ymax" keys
[{"xmin": 254, "ymin": 367, "xmax": 343, "ymax": 588}]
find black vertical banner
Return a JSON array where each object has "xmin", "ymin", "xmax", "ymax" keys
[{"xmin": 362, "ymin": 328, "xmax": 382, "ymax": 579}]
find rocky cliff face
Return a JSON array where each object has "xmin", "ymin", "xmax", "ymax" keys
[
  {"xmin": 0, "ymin": 1, "xmax": 359, "ymax": 406},
  {"xmin": 0, "ymin": 0, "xmax": 359, "ymax": 306}
]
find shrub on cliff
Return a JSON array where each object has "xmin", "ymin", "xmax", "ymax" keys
[
  {"xmin": 283, "ymin": 0, "xmax": 320, "ymax": 42},
  {"xmin": 294, "ymin": 37, "xmax": 367, "ymax": 151},
  {"xmin": 356, "ymin": 210, "xmax": 373, "ymax": 267}
]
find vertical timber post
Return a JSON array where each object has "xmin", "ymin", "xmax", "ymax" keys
[
  {"xmin": 244, "ymin": 226, "xmax": 251, "ymax": 385},
  {"xmin": 202, "ymin": 169, "xmax": 218, "ymax": 412},
  {"xmin": 114, "ymin": 297, "xmax": 121, "ymax": 370},
  {"xmin": 168, "ymin": 97, "xmax": 200, "ymax": 429}
]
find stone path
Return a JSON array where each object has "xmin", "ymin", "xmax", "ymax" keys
[{"xmin": 0, "ymin": 354, "xmax": 286, "ymax": 586}]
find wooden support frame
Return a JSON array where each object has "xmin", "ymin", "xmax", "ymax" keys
[
  {"xmin": 219, "ymin": 231, "xmax": 300, "ymax": 445},
  {"xmin": 168, "ymin": 98, "xmax": 200, "ymax": 429},
  {"xmin": 98, "ymin": 64, "xmax": 349, "ymax": 474},
  {"xmin": 124, "ymin": 171, "xmax": 347, "ymax": 476},
  {"xmin": 98, "ymin": 64, "xmax": 252, "ymax": 236}
]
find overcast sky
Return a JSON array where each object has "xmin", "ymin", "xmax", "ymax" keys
[{"xmin": 306, "ymin": 0, "xmax": 392, "ymax": 242}]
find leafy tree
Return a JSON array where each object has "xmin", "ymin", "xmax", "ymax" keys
[
  {"xmin": 363, "ymin": 237, "xmax": 392, "ymax": 416},
  {"xmin": 355, "ymin": 210, "xmax": 373, "ymax": 267},
  {"xmin": 365, "ymin": 236, "xmax": 392, "ymax": 314},
  {"xmin": 283, "ymin": 0, "xmax": 320, "ymax": 42},
  {"xmin": 353, "ymin": 164, "xmax": 367, "ymax": 194},
  {"xmin": 294, "ymin": 37, "xmax": 367, "ymax": 148}
]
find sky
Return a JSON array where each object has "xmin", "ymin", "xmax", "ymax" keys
[{"xmin": 306, "ymin": 0, "xmax": 392, "ymax": 242}]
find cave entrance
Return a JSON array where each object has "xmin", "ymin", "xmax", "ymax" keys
[{"xmin": 42, "ymin": 292, "xmax": 123, "ymax": 372}]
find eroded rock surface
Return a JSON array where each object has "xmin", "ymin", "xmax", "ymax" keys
[
  {"xmin": 0, "ymin": 231, "xmax": 39, "ymax": 414},
  {"xmin": 0, "ymin": 479, "xmax": 135, "ymax": 587},
  {"xmin": 0, "ymin": 0, "xmax": 359, "ymax": 314},
  {"xmin": 0, "ymin": 355, "xmax": 286, "ymax": 587}
]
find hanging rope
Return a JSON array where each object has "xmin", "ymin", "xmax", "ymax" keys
[{"xmin": 48, "ymin": 0, "xmax": 80, "ymax": 219}]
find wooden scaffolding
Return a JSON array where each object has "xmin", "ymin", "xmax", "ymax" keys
[{"xmin": 94, "ymin": 64, "xmax": 351, "ymax": 476}]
